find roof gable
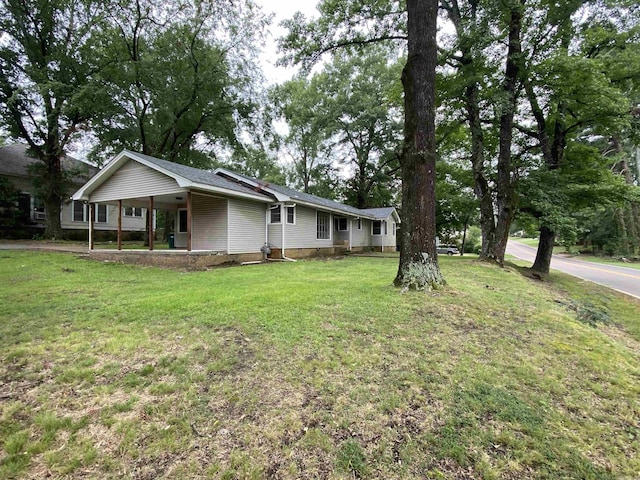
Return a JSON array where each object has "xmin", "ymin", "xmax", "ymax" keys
[
  {"xmin": 359, "ymin": 207, "xmax": 399, "ymax": 221},
  {"xmin": 72, "ymin": 150, "xmax": 398, "ymax": 221},
  {"xmin": 72, "ymin": 150, "xmax": 273, "ymax": 202}
]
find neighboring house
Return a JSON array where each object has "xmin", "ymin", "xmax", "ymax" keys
[
  {"xmin": 72, "ymin": 149, "xmax": 399, "ymax": 260},
  {"xmin": 0, "ymin": 144, "xmax": 146, "ymax": 237}
]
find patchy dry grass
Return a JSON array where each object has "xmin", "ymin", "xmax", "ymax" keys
[{"xmin": 0, "ymin": 252, "xmax": 639, "ymax": 479}]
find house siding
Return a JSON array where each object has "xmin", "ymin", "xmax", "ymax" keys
[
  {"xmin": 369, "ymin": 217, "xmax": 397, "ymax": 250},
  {"xmin": 228, "ymin": 198, "xmax": 266, "ymax": 254},
  {"xmin": 284, "ymin": 205, "xmax": 333, "ymax": 249},
  {"xmin": 384, "ymin": 219, "xmax": 398, "ymax": 248},
  {"xmin": 268, "ymin": 223, "xmax": 282, "ymax": 248},
  {"xmin": 62, "ymin": 202, "xmax": 146, "ymax": 232},
  {"xmin": 190, "ymin": 194, "xmax": 227, "ymax": 251},
  {"xmin": 351, "ymin": 219, "xmax": 371, "ymax": 247},
  {"xmin": 4, "ymin": 173, "xmax": 145, "ymax": 233},
  {"xmin": 90, "ymin": 160, "xmax": 184, "ymax": 203}
]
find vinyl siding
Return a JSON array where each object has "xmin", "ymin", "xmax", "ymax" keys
[
  {"xmin": 90, "ymin": 160, "xmax": 185, "ymax": 203},
  {"xmin": 61, "ymin": 202, "xmax": 146, "ymax": 231},
  {"xmin": 283, "ymin": 205, "xmax": 333, "ymax": 249},
  {"xmin": 384, "ymin": 219, "xmax": 398, "ymax": 247},
  {"xmin": 268, "ymin": 223, "xmax": 282, "ymax": 248},
  {"xmin": 351, "ymin": 219, "xmax": 371, "ymax": 247},
  {"xmin": 370, "ymin": 218, "xmax": 397, "ymax": 248},
  {"xmin": 191, "ymin": 194, "xmax": 227, "ymax": 251},
  {"xmin": 228, "ymin": 198, "xmax": 266, "ymax": 254}
]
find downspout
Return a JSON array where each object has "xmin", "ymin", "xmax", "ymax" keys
[
  {"xmin": 265, "ymin": 204, "xmax": 269, "ymax": 246},
  {"xmin": 348, "ymin": 218, "xmax": 352, "ymax": 251},
  {"xmin": 87, "ymin": 201, "xmax": 92, "ymax": 252}
]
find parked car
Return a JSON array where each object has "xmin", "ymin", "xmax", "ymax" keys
[{"xmin": 437, "ymin": 245, "xmax": 460, "ymax": 256}]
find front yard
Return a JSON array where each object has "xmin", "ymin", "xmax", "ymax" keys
[{"xmin": 1, "ymin": 252, "xmax": 638, "ymax": 479}]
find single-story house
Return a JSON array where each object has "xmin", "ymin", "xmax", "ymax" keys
[
  {"xmin": 72, "ymin": 150, "xmax": 400, "ymax": 264},
  {"xmin": 0, "ymin": 144, "xmax": 146, "ymax": 238}
]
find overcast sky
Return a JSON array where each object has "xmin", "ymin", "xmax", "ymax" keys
[{"xmin": 254, "ymin": 0, "xmax": 320, "ymax": 84}]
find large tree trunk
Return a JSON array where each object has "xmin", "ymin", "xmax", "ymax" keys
[
  {"xmin": 494, "ymin": 0, "xmax": 524, "ymax": 264},
  {"xmin": 466, "ymin": 83, "xmax": 497, "ymax": 260},
  {"xmin": 394, "ymin": 0, "xmax": 445, "ymax": 290},
  {"xmin": 44, "ymin": 194, "xmax": 63, "ymax": 239},
  {"xmin": 529, "ymin": 32, "xmax": 570, "ymax": 275},
  {"xmin": 42, "ymin": 153, "xmax": 64, "ymax": 239},
  {"xmin": 532, "ymin": 226, "xmax": 555, "ymax": 274}
]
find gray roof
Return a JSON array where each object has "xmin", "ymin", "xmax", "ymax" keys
[
  {"xmin": 118, "ymin": 150, "xmax": 397, "ymax": 219},
  {"xmin": 222, "ymin": 170, "xmax": 375, "ymax": 218},
  {"xmin": 359, "ymin": 207, "xmax": 397, "ymax": 220},
  {"xmin": 0, "ymin": 144, "xmax": 98, "ymax": 183},
  {"xmin": 124, "ymin": 150, "xmax": 272, "ymax": 200}
]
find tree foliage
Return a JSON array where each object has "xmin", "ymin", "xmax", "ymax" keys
[
  {"xmin": 272, "ymin": 47, "xmax": 403, "ymax": 207},
  {"xmin": 0, "ymin": 0, "xmax": 105, "ymax": 238},
  {"xmin": 90, "ymin": 0, "xmax": 269, "ymax": 168}
]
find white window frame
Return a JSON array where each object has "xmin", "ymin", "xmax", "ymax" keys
[
  {"xmin": 392, "ymin": 222, "xmax": 397, "ymax": 235},
  {"xmin": 72, "ymin": 202, "xmax": 108, "ymax": 223},
  {"xmin": 286, "ymin": 205, "xmax": 296, "ymax": 225},
  {"xmin": 372, "ymin": 220, "xmax": 383, "ymax": 236},
  {"xmin": 123, "ymin": 206, "xmax": 144, "ymax": 218},
  {"xmin": 269, "ymin": 204, "xmax": 282, "ymax": 224},
  {"xmin": 316, "ymin": 210, "xmax": 331, "ymax": 240},
  {"xmin": 355, "ymin": 218, "xmax": 362, "ymax": 230},
  {"xmin": 95, "ymin": 204, "xmax": 108, "ymax": 223},
  {"xmin": 335, "ymin": 217, "xmax": 348, "ymax": 231},
  {"xmin": 72, "ymin": 200, "xmax": 87, "ymax": 222},
  {"xmin": 177, "ymin": 208, "xmax": 188, "ymax": 233}
]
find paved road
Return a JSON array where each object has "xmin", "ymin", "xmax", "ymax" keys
[{"xmin": 507, "ymin": 240, "xmax": 640, "ymax": 299}]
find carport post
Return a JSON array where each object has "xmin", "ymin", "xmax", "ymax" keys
[
  {"xmin": 117, "ymin": 200, "xmax": 122, "ymax": 250},
  {"xmin": 89, "ymin": 203, "xmax": 94, "ymax": 250},
  {"xmin": 148, "ymin": 196, "xmax": 154, "ymax": 251},
  {"xmin": 187, "ymin": 192, "xmax": 192, "ymax": 252}
]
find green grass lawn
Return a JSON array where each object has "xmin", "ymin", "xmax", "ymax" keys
[{"xmin": 1, "ymin": 252, "xmax": 639, "ymax": 479}]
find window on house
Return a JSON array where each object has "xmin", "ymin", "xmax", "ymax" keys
[
  {"xmin": 286, "ymin": 206, "xmax": 295, "ymax": 224},
  {"xmin": 124, "ymin": 207, "xmax": 143, "ymax": 217},
  {"xmin": 356, "ymin": 218, "xmax": 362, "ymax": 230},
  {"xmin": 178, "ymin": 209, "xmax": 188, "ymax": 233},
  {"xmin": 334, "ymin": 217, "xmax": 348, "ymax": 231},
  {"xmin": 34, "ymin": 197, "xmax": 46, "ymax": 221},
  {"xmin": 392, "ymin": 222, "xmax": 396, "ymax": 235},
  {"xmin": 384, "ymin": 220, "xmax": 388, "ymax": 235},
  {"xmin": 95, "ymin": 204, "xmax": 108, "ymax": 223},
  {"xmin": 270, "ymin": 204, "xmax": 281, "ymax": 224},
  {"xmin": 73, "ymin": 201, "xmax": 86, "ymax": 222},
  {"xmin": 317, "ymin": 211, "xmax": 330, "ymax": 239},
  {"xmin": 372, "ymin": 220, "xmax": 382, "ymax": 235},
  {"xmin": 72, "ymin": 202, "xmax": 108, "ymax": 223}
]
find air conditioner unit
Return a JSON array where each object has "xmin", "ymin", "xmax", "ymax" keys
[{"xmin": 35, "ymin": 211, "xmax": 46, "ymax": 221}]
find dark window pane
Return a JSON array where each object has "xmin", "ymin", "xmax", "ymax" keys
[
  {"xmin": 271, "ymin": 205, "xmax": 281, "ymax": 223},
  {"xmin": 179, "ymin": 210, "xmax": 188, "ymax": 233},
  {"xmin": 96, "ymin": 204, "xmax": 107, "ymax": 223},
  {"xmin": 73, "ymin": 201, "xmax": 85, "ymax": 222}
]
